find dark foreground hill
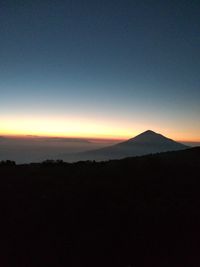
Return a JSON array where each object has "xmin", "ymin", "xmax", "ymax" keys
[
  {"xmin": 64, "ymin": 130, "xmax": 188, "ymax": 161},
  {"xmin": 0, "ymin": 147, "xmax": 200, "ymax": 267}
]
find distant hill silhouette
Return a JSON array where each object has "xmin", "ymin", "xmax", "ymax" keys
[
  {"xmin": 65, "ymin": 130, "xmax": 189, "ymax": 161},
  {"xmin": 0, "ymin": 147, "xmax": 200, "ymax": 266}
]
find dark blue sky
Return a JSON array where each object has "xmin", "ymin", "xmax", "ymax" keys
[{"xmin": 1, "ymin": 0, "xmax": 200, "ymax": 140}]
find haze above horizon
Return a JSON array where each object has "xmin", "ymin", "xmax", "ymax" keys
[{"xmin": 1, "ymin": 1, "xmax": 200, "ymax": 141}]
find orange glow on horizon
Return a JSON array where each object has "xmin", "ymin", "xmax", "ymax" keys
[
  {"xmin": 0, "ymin": 116, "xmax": 199, "ymax": 142},
  {"xmin": 0, "ymin": 116, "xmax": 135, "ymax": 140}
]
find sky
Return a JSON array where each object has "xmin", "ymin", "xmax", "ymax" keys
[{"xmin": 1, "ymin": 0, "xmax": 200, "ymax": 141}]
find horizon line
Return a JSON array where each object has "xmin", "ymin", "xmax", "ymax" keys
[{"xmin": 1, "ymin": 133, "xmax": 200, "ymax": 143}]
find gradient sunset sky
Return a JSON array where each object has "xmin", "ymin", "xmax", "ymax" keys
[{"xmin": 1, "ymin": 0, "xmax": 200, "ymax": 141}]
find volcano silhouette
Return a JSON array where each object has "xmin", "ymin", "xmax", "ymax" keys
[{"xmin": 68, "ymin": 130, "xmax": 189, "ymax": 161}]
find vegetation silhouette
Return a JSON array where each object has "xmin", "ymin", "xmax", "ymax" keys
[
  {"xmin": 0, "ymin": 147, "xmax": 200, "ymax": 267},
  {"xmin": 0, "ymin": 160, "xmax": 16, "ymax": 166}
]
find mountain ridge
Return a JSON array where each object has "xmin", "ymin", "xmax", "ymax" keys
[{"xmin": 62, "ymin": 130, "xmax": 189, "ymax": 162}]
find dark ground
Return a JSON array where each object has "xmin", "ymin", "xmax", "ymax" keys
[{"xmin": 0, "ymin": 147, "xmax": 200, "ymax": 267}]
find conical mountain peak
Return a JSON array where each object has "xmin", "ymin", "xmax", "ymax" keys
[
  {"xmin": 143, "ymin": 130, "xmax": 157, "ymax": 134},
  {"xmin": 127, "ymin": 130, "xmax": 167, "ymax": 143},
  {"xmin": 64, "ymin": 130, "xmax": 189, "ymax": 162},
  {"xmin": 135, "ymin": 130, "xmax": 159, "ymax": 137},
  {"xmin": 113, "ymin": 130, "xmax": 188, "ymax": 151}
]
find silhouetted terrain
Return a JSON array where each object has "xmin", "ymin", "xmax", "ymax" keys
[
  {"xmin": 0, "ymin": 147, "xmax": 200, "ymax": 266},
  {"xmin": 65, "ymin": 130, "xmax": 189, "ymax": 161},
  {"xmin": 0, "ymin": 136, "xmax": 118, "ymax": 163}
]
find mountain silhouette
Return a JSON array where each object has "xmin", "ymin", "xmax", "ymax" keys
[{"xmin": 66, "ymin": 130, "xmax": 189, "ymax": 161}]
